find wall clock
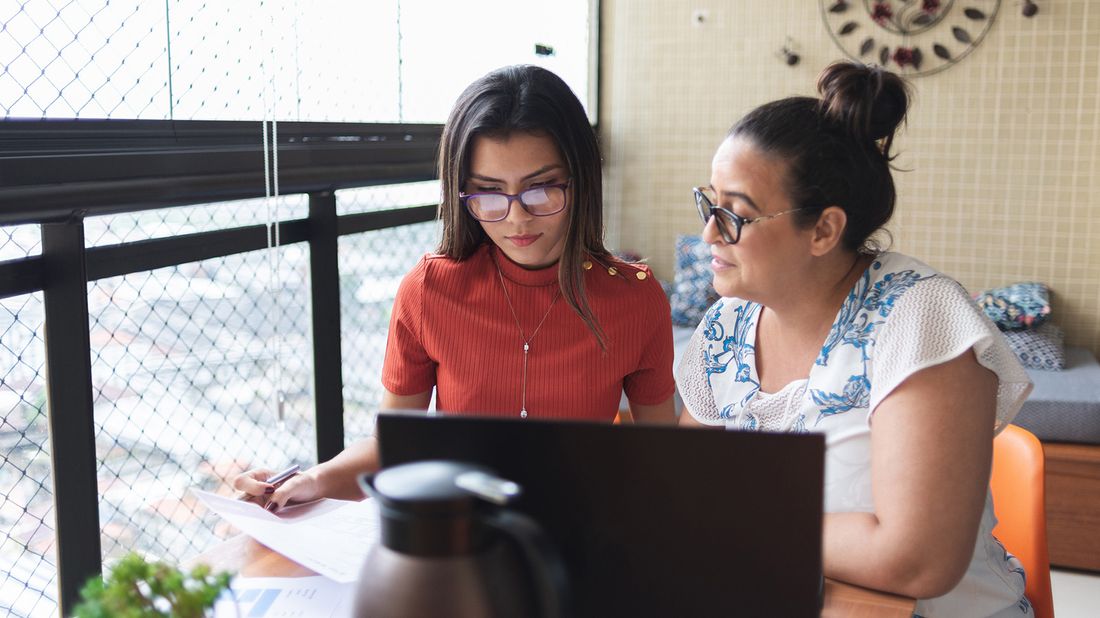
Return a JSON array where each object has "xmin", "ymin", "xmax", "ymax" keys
[{"xmin": 820, "ymin": 1, "xmax": 1001, "ymax": 76}]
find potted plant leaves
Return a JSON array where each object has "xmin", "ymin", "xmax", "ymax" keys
[{"xmin": 71, "ymin": 552, "xmax": 232, "ymax": 618}]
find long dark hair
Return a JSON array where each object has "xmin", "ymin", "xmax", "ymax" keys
[
  {"xmin": 437, "ymin": 65, "xmax": 610, "ymax": 348},
  {"xmin": 729, "ymin": 62, "xmax": 912, "ymax": 253}
]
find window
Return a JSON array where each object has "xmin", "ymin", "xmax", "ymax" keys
[
  {"xmin": 1, "ymin": 2, "xmax": 598, "ymax": 615},
  {"xmin": 1, "ymin": 0, "xmax": 595, "ymax": 122}
]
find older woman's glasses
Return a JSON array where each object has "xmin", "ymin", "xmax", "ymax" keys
[
  {"xmin": 693, "ymin": 187, "xmax": 808, "ymax": 244},
  {"xmin": 460, "ymin": 181, "xmax": 570, "ymax": 222}
]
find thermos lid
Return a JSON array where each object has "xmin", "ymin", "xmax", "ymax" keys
[
  {"xmin": 361, "ymin": 460, "xmax": 524, "ymax": 556},
  {"xmin": 370, "ymin": 460, "xmax": 520, "ymax": 516}
]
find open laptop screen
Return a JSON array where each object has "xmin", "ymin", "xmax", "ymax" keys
[{"xmin": 377, "ymin": 413, "xmax": 824, "ymax": 617}]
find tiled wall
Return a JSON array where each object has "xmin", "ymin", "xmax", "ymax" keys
[{"xmin": 601, "ymin": 1, "xmax": 1100, "ymax": 356}]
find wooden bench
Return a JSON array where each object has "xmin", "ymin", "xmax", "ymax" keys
[{"xmin": 1044, "ymin": 441, "xmax": 1100, "ymax": 571}]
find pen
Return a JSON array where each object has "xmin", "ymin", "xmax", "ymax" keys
[
  {"xmin": 265, "ymin": 464, "xmax": 300, "ymax": 487},
  {"xmin": 261, "ymin": 464, "xmax": 301, "ymax": 513},
  {"xmin": 235, "ymin": 463, "xmax": 301, "ymax": 503}
]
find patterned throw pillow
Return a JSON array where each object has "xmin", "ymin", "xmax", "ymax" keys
[
  {"xmin": 1002, "ymin": 323, "xmax": 1066, "ymax": 371},
  {"xmin": 973, "ymin": 282, "xmax": 1051, "ymax": 331},
  {"xmin": 669, "ymin": 235, "xmax": 720, "ymax": 327}
]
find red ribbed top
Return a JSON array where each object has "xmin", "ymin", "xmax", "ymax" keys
[{"xmin": 382, "ymin": 244, "xmax": 675, "ymax": 420}]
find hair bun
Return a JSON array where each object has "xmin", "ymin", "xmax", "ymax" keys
[{"xmin": 817, "ymin": 62, "xmax": 910, "ymax": 146}]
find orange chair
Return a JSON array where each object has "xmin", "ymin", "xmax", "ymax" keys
[{"xmin": 990, "ymin": 424, "xmax": 1055, "ymax": 618}]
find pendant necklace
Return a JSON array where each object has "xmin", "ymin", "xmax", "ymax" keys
[{"xmin": 493, "ymin": 256, "xmax": 561, "ymax": 419}]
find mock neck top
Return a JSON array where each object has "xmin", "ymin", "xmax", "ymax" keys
[
  {"xmin": 490, "ymin": 245, "xmax": 560, "ymax": 287},
  {"xmin": 383, "ymin": 243, "xmax": 675, "ymax": 419}
]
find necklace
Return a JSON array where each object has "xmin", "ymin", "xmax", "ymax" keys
[{"xmin": 492, "ymin": 256, "xmax": 561, "ymax": 419}]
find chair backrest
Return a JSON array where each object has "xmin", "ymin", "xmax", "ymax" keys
[{"xmin": 990, "ymin": 424, "xmax": 1054, "ymax": 618}]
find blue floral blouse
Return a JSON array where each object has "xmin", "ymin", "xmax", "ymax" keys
[{"xmin": 676, "ymin": 252, "xmax": 1034, "ymax": 617}]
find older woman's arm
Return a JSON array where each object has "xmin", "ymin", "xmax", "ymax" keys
[{"xmin": 822, "ymin": 349, "xmax": 997, "ymax": 599}]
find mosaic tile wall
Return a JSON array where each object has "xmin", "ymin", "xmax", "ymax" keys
[{"xmin": 601, "ymin": 0, "xmax": 1100, "ymax": 355}]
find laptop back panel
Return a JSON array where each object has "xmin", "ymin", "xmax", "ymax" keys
[{"xmin": 377, "ymin": 414, "xmax": 824, "ymax": 617}]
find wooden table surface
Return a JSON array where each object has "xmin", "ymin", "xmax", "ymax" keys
[{"xmin": 192, "ymin": 534, "xmax": 915, "ymax": 617}]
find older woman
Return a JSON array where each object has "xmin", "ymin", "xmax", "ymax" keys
[{"xmin": 678, "ymin": 62, "xmax": 1033, "ymax": 616}]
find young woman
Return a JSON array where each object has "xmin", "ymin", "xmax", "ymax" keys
[
  {"xmin": 236, "ymin": 65, "xmax": 676, "ymax": 508},
  {"xmin": 677, "ymin": 62, "xmax": 1033, "ymax": 616}
]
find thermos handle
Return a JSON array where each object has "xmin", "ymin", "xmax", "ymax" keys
[{"xmin": 482, "ymin": 509, "xmax": 570, "ymax": 618}]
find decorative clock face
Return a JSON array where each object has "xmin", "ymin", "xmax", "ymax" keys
[{"xmin": 820, "ymin": 1, "xmax": 1001, "ymax": 76}]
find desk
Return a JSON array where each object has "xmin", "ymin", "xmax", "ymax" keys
[
  {"xmin": 820, "ymin": 578, "xmax": 915, "ymax": 617},
  {"xmin": 193, "ymin": 535, "xmax": 916, "ymax": 617}
]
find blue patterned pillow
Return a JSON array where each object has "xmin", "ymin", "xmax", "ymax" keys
[
  {"xmin": 669, "ymin": 235, "xmax": 719, "ymax": 327},
  {"xmin": 974, "ymin": 282, "xmax": 1051, "ymax": 331},
  {"xmin": 1002, "ymin": 323, "xmax": 1065, "ymax": 371}
]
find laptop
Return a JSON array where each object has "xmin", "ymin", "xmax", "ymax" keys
[{"xmin": 376, "ymin": 413, "xmax": 825, "ymax": 618}]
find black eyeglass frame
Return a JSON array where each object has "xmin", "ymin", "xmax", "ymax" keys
[
  {"xmin": 693, "ymin": 186, "xmax": 809, "ymax": 244},
  {"xmin": 459, "ymin": 179, "xmax": 571, "ymax": 223}
]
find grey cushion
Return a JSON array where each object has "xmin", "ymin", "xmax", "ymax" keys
[{"xmin": 1013, "ymin": 347, "xmax": 1100, "ymax": 445}]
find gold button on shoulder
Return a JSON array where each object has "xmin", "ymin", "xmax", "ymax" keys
[
  {"xmin": 636, "ymin": 271, "xmax": 647, "ymax": 280},
  {"xmin": 582, "ymin": 260, "xmax": 592, "ymax": 270},
  {"xmin": 607, "ymin": 266, "xmax": 618, "ymax": 276}
]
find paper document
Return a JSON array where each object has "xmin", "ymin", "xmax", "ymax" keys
[
  {"xmin": 192, "ymin": 489, "xmax": 380, "ymax": 582},
  {"xmin": 214, "ymin": 576, "xmax": 355, "ymax": 618}
]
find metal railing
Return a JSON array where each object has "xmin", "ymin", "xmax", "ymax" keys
[{"xmin": 0, "ymin": 117, "xmax": 442, "ymax": 616}]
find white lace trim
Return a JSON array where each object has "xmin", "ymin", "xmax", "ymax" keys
[
  {"xmin": 747, "ymin": 380, "xmax": 808, "ymax": 432},
  {"xmin": 677, "ymin": 316, "xmax": 724, "ymax": 425},
  {"xmin": 870, "ymin": 276, "xmax": 1032, "ymax": 433}
]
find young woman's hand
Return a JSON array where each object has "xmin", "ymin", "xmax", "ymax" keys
[
  {"xmin": 232, "ymin": 404, "xmax": 406, "ymax": 514},
  {"xmin": 232, "ymin": 467, "xmax": 322, "ymax": 513}
]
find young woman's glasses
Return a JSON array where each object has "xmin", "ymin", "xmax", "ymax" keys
[
  {"xmin": 693, "ymin": 187, "xmax": 808, "ymax": 244},
  {"xmin": 460, "ymin": 181, "xmax": 570, "ymax": 222}
]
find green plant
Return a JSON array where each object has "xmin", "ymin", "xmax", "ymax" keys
[{"xmin": 72, "ymin": 553, "xmax": 232, "ymax": 618}]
